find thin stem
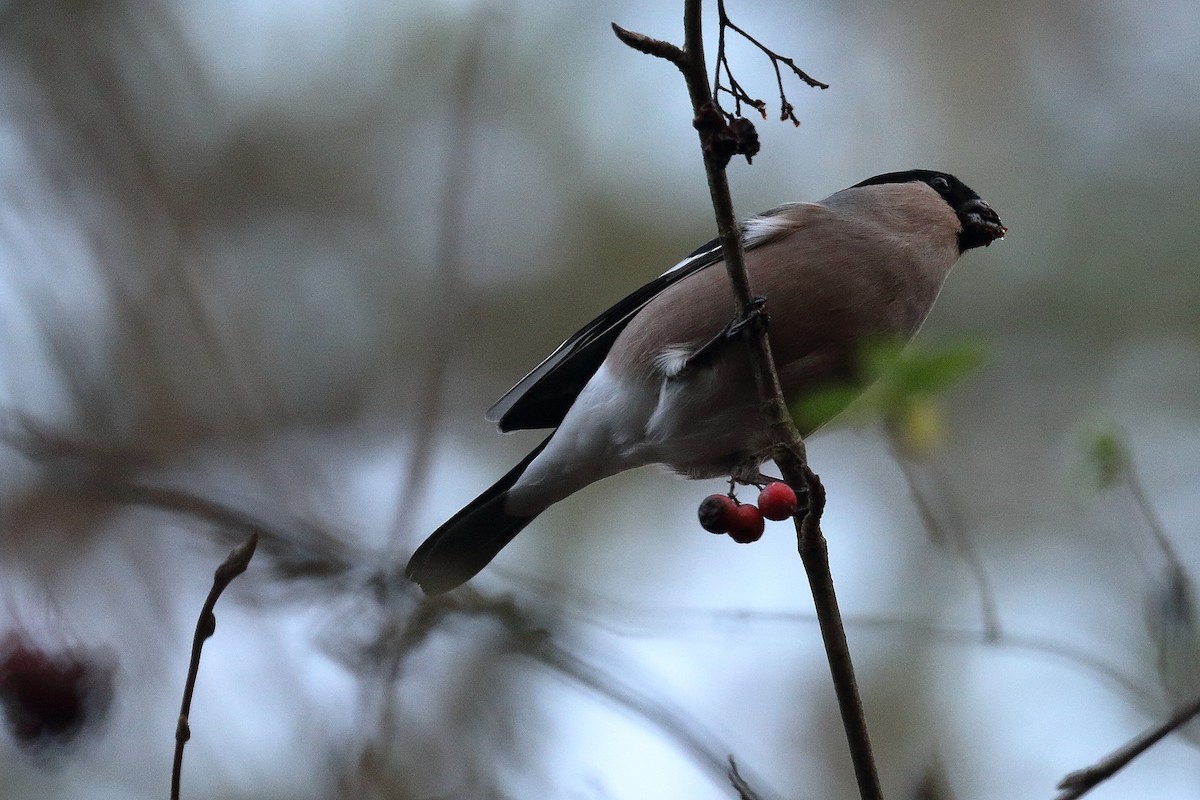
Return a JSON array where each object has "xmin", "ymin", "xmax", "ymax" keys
[
  {"xmin": 1055, "ymin": 693, "xmax": 1200, "ymax": 799},
  {"xmin": 728, "ymin": 756, "xmax": 763, "ymax": 800},
  {"xmin": 711, "ymin": 0, "xmax": 827, "ymax": 123},
  {"xmin": 171, "ymin": 534, "xmax": 258, "ymax": 800},
  {"xmin": 716, "ymin": 0, "xmax": 829, "ymax": 90},
  {"xmin": 610, "ymin": 24, "xmax": 686, "ymax": 68}
]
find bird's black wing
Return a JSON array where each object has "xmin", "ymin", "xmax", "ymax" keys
[{"xmin": 486, "ymin": 237, "xmax": 726, "ymax": 432}]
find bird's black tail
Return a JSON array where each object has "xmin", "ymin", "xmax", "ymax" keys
[{"xmin": 405, "ymin": 436, "xmax": 552, "ymax": 595}]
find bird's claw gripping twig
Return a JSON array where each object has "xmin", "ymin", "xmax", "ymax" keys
[
  {"xmin": 726, "ymin": 296, "xmax": 768, "ymax": 338},
  {"xmin": 674, "ymin": 298, "xmax": 769, "ymax": 378}
]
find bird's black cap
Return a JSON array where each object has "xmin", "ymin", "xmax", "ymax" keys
[{"xmin": 855, "ymin": 170, "xmax": 1005, "ymax": 251}]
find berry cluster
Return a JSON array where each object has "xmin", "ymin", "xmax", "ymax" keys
[{"xmin": 697, "ymin": 482, "xmax": 799, "ymax": 543}]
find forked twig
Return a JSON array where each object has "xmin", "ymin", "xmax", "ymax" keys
[
  {"xmin": 170, "ymin": 534, "xmax": 258, "ymax": 800},
  {"xmin": 712, "ymin": 0, "xmax": 827, "ymax": 124}
]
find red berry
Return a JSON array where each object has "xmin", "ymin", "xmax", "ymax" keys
[
  {"xmin": 698, "ymin": 493, "xmax": 737, "ymax": 534},
  {"xmin": 1, "ymin": 645, "xmax": 84, "ymax": 744},
  {"xmin": 0, "ymin": 634, "xmax": 114, "ymax": 747},
  {"xmin": 726, "ymin": 503, "xmax": 765, "ymax": 543},
  {"xmin": 757, "ymin": 482, "xmax": 799, "ymax": 521}
]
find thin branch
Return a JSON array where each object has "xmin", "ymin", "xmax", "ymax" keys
[
  {"xmin": 790, "ymin": 464, "xmax": 883, "ymax": 800},
  {"xmin": 1054, "ymin": 693, "xmax": 1200, "ymax": 800},
  {"xmin": 716, "ymin": 1, "xmax": 828, "ymax": 90},
  {"xmin": 728, "ymin": 756, "xmax": 763, "ymax": 800},
  {"xmin": 712, "ymin": 17, "xmax": 767, "ymax": 120},
  {"xmin": 170, "ymin": 533, "xmax": 258, "ymax": 800},
  {"xmin": 97, "ymin": 479, "xmax": 353, "ymax": 582},
  {"xmin": 611, "ymin": 23, "xmax": 686, "ymax": 67},
  {"xmin": 1088, "ymin": 428, "xmax": 1184, "ymax": 575},
  {"xmin": 712, "ymin": 0, "xmax": 827, "ymax": 125},
  {"xmin": 517, "ymin": 625, "xmax": 787, "ymax": 800},
  {"xmin": 612, "ymin": 5, "xmax": 879, "ymax": 799}
]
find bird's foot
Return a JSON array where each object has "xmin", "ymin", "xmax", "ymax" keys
[
  {"xmin": 725, "ymin": 296, "xmax": 769, "ymax": 338},
  {"xmin": 674, "ymin": 297, "xmax": 769, "ymax": 378},
  {"xmin": 730, "ymin": 469, "xmax": 773, "ymax": 489},
  {"xmin": 728, "ymin": 464, "xmax": 811, "ymax": 509},
  {"xmin": 729, "ymin": 459, "xmax": 771, "ymax": 489}
]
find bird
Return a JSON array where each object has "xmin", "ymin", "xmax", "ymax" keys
[{"xmin": 406, "ymin": 170, "xmax": 1005, "ymax": 595}]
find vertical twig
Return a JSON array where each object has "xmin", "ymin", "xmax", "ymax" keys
[
  {"xmin": 613, "ymin": 4, "xmax": 880, "ymax": 799},
  {"xmin": 170, "ymin": 533, "xmax": 258, "ymax": 800}
]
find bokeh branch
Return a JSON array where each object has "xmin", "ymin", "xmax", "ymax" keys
[
  {"xmin": 389, "ymin": 9, "xmax": 502, "ymax": 557},
  {"xmin": 1, "ymin": 419, "xmax": 356, "ymax": 584},
  {"xmin": 1054, "ymin": 693, "xmax": 1200, "ymax": 800},
  {"xmin": 390, "ymin": 589, "xmax": 786, "ymax": 800},
  {"xmin": 613, "ymin": 4, "xmax": 880, "ymax": 799},
  {"xmin": 886, "ymin": 430, "xmax": 1002, "ymax": 641}
]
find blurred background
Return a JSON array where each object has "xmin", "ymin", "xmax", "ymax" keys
[{"xmin": 1, "ymin": 0, "xmax": 1199, "ymax": 798}]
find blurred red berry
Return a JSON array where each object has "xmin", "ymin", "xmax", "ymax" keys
[
  {"xmin": 0, "ymin": 634, "xmax": 113, "ymax": 747},
  {"xmin": 698, "ymin": 493, "xmax": 737, "ymax": 534},
  {"xmin": 726, "ymin": 503, "xmax": 765, "ymax": 543},
  {"xmin": 757, "ymin": 482, "xmax": 799, "ymax": 521}
]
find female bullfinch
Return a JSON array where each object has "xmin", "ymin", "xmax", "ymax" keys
[{"xmin": 406, "ymin": 170, "xmax": 1005, "ymax": 595}]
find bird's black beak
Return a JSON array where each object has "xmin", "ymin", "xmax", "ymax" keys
[{"xmin": 958, "ymin": 198, "xmax": 1006, "ymax": 251}]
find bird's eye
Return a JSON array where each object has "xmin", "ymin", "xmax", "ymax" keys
[{"xmin": 930, "ymin": 176, "xmax": 951, "ymax": 193}]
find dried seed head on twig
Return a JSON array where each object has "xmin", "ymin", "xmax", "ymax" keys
[{"xmin": 693, "ymin": 101, "xmax": 761, "ymax": 168}]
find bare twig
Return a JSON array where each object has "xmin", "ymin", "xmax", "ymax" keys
[
  {"xmin": 612, "ymin": 5, "xmax": 880, "ymax": 799},
  {"xmin": 728, "ymin": 756, "xmax": 763, "ymax": 800},
  {"xmin": 1054, "ymin": 693, "xmax": 1200, "ymax": 800},
  {"xmin": 170, "ymin": 533, "xmax": 258, "ymax": 800},
  {"xmin": 789, "ymin": 464, "xmax": 884, "ymax": 800},
  {"xmin": 611, "ymin": 24, "xmax": 687, "ymax": 67},
  {"xmin": 712, "ymin": 0, "xmax": 827, "ymax": 124},
  {"xmin": 712, "ymin": 19, "xmax": 767, "ymax": 120},
  {"xmin": 527, "ymin": 635, "xmax": 787, "ymax": 800}
]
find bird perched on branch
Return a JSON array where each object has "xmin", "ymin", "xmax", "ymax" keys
[{"xmin": 406, "ymin": 170, "xmax": 1005, "ymax": 595}]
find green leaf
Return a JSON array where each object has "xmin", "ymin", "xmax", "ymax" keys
[
  {"xmin": 788, "ymin": 338, "xmax": 987, "ymax": 435},
  {"xmin": 868, "ymin": 339, "xmax": 987, "ymax": 400},
  {"xmin": 791, "ymin": 384, "xmax": 863, "ymax": 433}
]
